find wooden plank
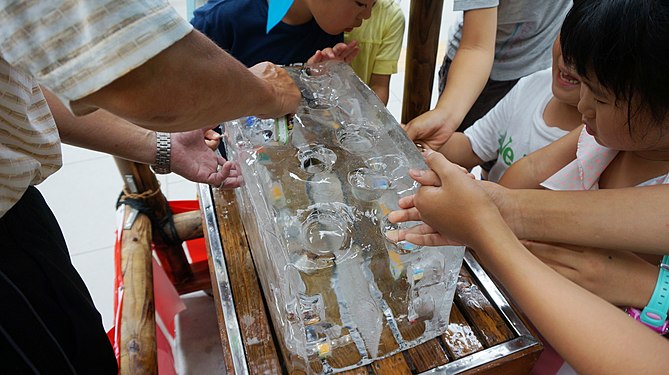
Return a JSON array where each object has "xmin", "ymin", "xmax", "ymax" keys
[
  {"xmin": 370, "ymin": 352, "xmax": 412, "ymax": 375},
  {"xmin": 455, "ymin": 267, "xmax": 515, "ymax": 347},
  {"xmin": 403, "ymin": 337, "xmax": 449, "ymax": 373},
  {"xmin": 401, "ymin": 0, "xmax": 445, "ymax": 124},
  {"xmin": 214, "ymin": 189, "xmax": 283, "ymax": 375},
  {"xmin": 442, "ymin": 304, "xmax": 484, "ymax": 360},
  {"xmin": 119, "ymin": 212, "xmax": 157, "ymax": 375},
  {"xmin": 340, "ymin": 367, "xmax": 371, "ymax": 375}
]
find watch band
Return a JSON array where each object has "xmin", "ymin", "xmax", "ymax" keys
[
  {"xmin": 640, "ymin": 255, "xmax": 669, "ymax": 329},
  {"xmin": 151, "ymin": 132, "xmax": 171, "ymax": 174}
]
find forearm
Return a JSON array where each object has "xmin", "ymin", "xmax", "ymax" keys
[
  {"xmin": 72, "ymin": 30, "xmax": 282, "ymax": 132},
  {"xmin": 433, "ymin": 50, "xmax": 492, "ymax": 130},
  {"xmin": 432, "ymin": 8, "xmax": 496, "ymax": 132},
  {"xmin": 437, "ymin": 133, "xmax": 483, "ymax": 169},
  {"xmin": 502, "ymin": 187, "xmax": 669, "ymax": 254},
  {"xmin": 369, "ymin": 74, "xmax": 390, "ymax": 105},
  {"xmin": 499, "ymin": 125, "xmax": 580, "ymax": 188},
  {"xmin": 46, "ymin": 89, "xmax": 156, "ymax": 164},
  {"xmin": 474, "ymin": 224, "xmax": 669, "ymax": 374}
]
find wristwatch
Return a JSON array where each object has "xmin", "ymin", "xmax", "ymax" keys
[
  {"xmin": 151, "ymin": 132, "xmax": 171, "ymax": 174},
  {"xmin": 626, "ymin": 255, "xmax": 669, "ymax": 334}
]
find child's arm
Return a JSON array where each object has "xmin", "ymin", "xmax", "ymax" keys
[
  {"xmin": 368, "ymin": 73, "xmax": 391, "ymax": 105},
  {"xmin": 436, "ymin": 132, "xmax": 484, "ymax": 170},
  {"xmin": 390, "ymin": 153, "xmax": 669, "ymax": 375},
  {"xmin": 404, "ymin": 7, "xmax": 497, "ymax": 150},
  {"xmin": 498, "ymin": 125, "xmax": 582, "ymax": 189},
  {"xmin": 522, "ymin": 241, "xmax": 658, "ymax": 308}
]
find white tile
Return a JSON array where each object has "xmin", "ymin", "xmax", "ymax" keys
[{"xmin": 70, "ymin": 247, "xmax": 116, "ymax": 331}]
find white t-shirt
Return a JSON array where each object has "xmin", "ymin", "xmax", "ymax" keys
[
  {"xmin": 448, "ymin": 0, "xmax": 571, "ymax": 81},
  {"xmin": 464, "ymin": 68, "xmax": 569, "ymax": 182}
]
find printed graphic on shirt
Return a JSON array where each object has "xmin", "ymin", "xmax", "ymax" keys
[{"xmin": 497, "ymin": 131, "xmax": 529, "ymax": 166}]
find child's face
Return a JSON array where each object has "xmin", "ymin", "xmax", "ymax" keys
[
  {"xmin": 308, "ymin": 0, "xmax": 375, "ymax": 35},
  {"xmin": 577, "ymin": 76, "xmax": 669, "ymax": 153},
  {"xmin": 551, "ymin": 38, "xmax": 581, "ymax": 107}
]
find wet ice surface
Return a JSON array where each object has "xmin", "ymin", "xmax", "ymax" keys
[{"xmin": 224, "ymin": 61, "xmax": 464, "ymax": 373}]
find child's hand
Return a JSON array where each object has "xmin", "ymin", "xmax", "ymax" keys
[
  {"xmin": 521, "ymin": 240, "xmax": 658, "ymax": 308},
  {"xmin": 307, "ymin": 41, "xmax": 360, "ymax": 65},
  {"xmin": 403, "ymin": 109, "xmax": 456, "ymax": 151},
  {"xmin": 387, "ymin": 197, "xmax": 461, "ymax": 246},
  {"xmin": 413, "ymin": 151, "xmax": 503, "ymax": 249},
  {"xmin": 389, "ymin": 151, "xmax": 502, "ymax": 249},
  {"xmin": 203, "ymin": 128, "xmax": 222, "ymax": 150}
]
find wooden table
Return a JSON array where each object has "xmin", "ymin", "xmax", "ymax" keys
[{"xmin": 199, "ymin": 186, "xmax": 542, "ymax": 374}]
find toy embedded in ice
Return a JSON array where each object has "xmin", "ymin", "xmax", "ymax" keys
[{"xmin": 223, "ymin": 60, "xmax": 464, "ymax": 374}]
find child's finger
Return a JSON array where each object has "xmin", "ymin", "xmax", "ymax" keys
[
  {"xmin": 397, "ymin": 195, "xmax": 416, "ymax": 209},
  {"xmin": 387, "ymin": 206, "xmax": 421, "ymax": 223},
  {"xmin": 405, "ymin": 232, "xmax": 463, "ymax": 247},
  {"xmin": 423, "ymin": 150, "xmax": 464, "ymax": 183},
  {"xmin": 409, "ymin": 168, "xmax": 441, "ymax": 187}
]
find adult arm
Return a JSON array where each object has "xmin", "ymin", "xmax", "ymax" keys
[
  {"xmin": 71, "ymin": 30, "xmax": 300, "ymax": 132},
  {"xmin": 390, "ymin": 153, "xmax": 669, "ymax": 375},
  {"xmin": 484, "ymin": 184, "xmax": 669, "ymax": 254},
  {"xmin": 403, "ymin": 7, "xmax": 497, "ymax": 149},
  {"xmin": 46, "ymin": 88, "xmax": 240, "ymax": 187}
]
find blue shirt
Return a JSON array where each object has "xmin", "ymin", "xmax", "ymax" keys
[{"xmin": 192, "ymin": 0, "xmax": 343, "ymax": 67}]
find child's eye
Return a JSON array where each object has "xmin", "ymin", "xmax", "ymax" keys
[{"xmin": 595, "ymin": 98, "xmax": 607, "ymax": 104}]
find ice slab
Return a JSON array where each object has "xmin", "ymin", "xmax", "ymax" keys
[{"xmin": 223, "ymin": 61, "xmax": 464, "ymax": 373}]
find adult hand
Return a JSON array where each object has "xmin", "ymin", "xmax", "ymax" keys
[
  {"xmin": 171, "ymin": 128, "xmax": 241, "ymax": 188},
  {"xmin": 522, "ymin": 241, "xmax": 658, "ymax": 308},
  {"xmin": 248, "ymin": 62, "xmax": 301, "ymax": 119},
  {"xmin": 403, "ymin": 109, "xmax": 456, "ymax": 151},
  {"xmin": 307, "ymin": 41, "xmax": 360, "ymax": 65}
]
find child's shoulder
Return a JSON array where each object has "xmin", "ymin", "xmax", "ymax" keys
[{"xmin": 370, "ymin": 0, "xmax": 404, "ymax": 21}]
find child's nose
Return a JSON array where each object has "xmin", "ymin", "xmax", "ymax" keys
[{"xmin": 577, "ymin": 85, "xmax": 594, "ymax": 117}]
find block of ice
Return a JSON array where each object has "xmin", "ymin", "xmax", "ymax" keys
[{"xmin": 223, "ymin": 61, "xmax": 464, "ymax": 373}]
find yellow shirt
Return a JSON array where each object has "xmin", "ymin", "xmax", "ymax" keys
[{"xmin": 344, "ymin": 0, "xmax": 405, "ymax": 84}]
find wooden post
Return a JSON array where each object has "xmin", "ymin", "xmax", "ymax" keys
[
  {"xmin": 119, "ymin": 208, "xmax": 157, "ymax": 375},
  {"xmin": 114, "ymin": 158, "xmax": 193, "ymax": 284},
  {"xmin": 401, "ymin": 0, "xmax": 445, "ymax": 124}
]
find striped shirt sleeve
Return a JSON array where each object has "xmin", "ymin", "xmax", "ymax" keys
[{"xmin": 0, "ymin": 0, "xmax": 193, "ymax": 113}]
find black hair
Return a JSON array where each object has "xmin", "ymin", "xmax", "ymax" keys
[{"xmin": 561, "ymin": 0, "xmax": 669, "ymax": 134}]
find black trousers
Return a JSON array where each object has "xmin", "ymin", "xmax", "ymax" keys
[{"xmin": 0, "ymin": 186, "xmax": 117, "ymax": 374}]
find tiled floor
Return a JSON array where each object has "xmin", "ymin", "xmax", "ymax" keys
[{"xmin": 38, "ymin": 0, "xmax": 457, "ymax": 333}]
